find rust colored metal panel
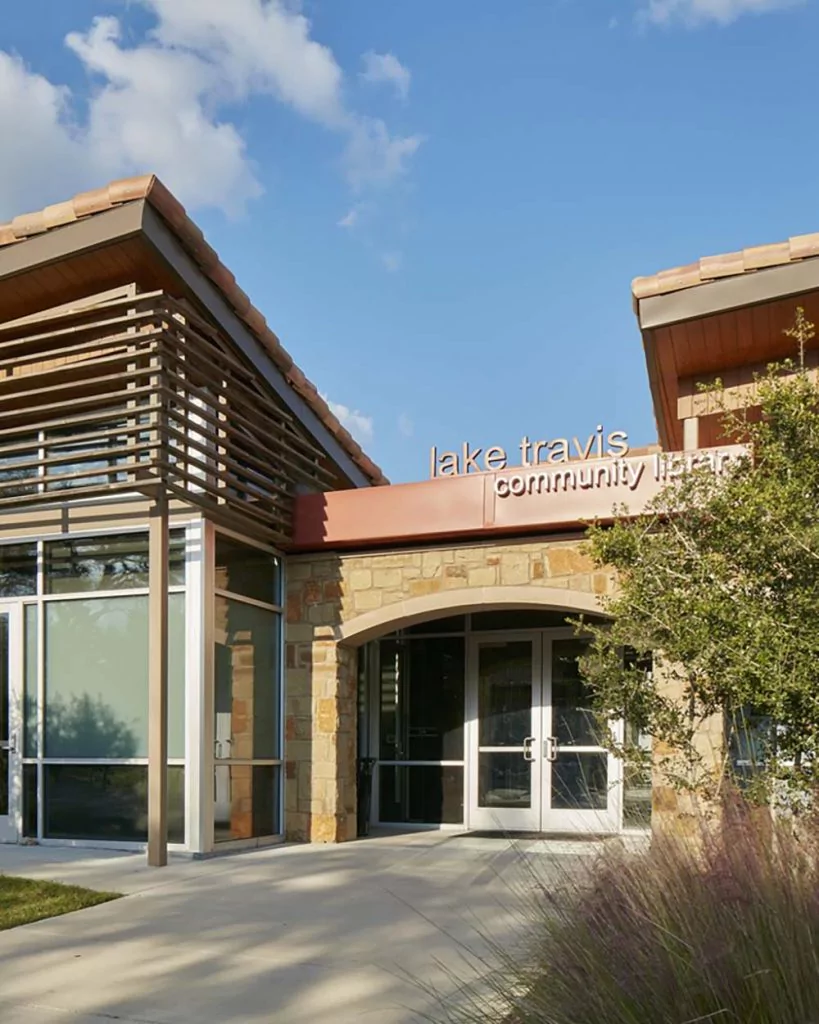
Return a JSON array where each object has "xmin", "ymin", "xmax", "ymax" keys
[
  {"xmin": 293, "ymin": 447, "xmax": 745, "ymax": 551},
  {"xmin": 293, "ymin": 473, "xmax": 489, "ymax": 548}
]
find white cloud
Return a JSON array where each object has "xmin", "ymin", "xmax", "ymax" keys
[
  {"xmin": 337, "ymin": 207, "xmax": 359, "ymax": 228},
  {"xmin": 381, "ymin": 250, "xmax": 402, "ymax": 272},
  {"xmin": 322, "ymin": 395, "xmax": 374, "ymax": 443},
  {"xmin": 360, "ymin": 51, "xmax": 411, "ymax": 101},
  {"xmin": 640, "ymin": 0, "xmax": 802, "ymax": 26},
  {"xmin": 0, "ymin": 1, "xmax": 422, "ymax": 219},
  {"xmin": 398, "ymin": 413, "xmax": 414, "ymax": 438}
]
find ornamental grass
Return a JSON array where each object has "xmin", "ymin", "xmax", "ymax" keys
[{"xmin": 430, "ymin": 799, "xmax": 819, "ymax": 1024}]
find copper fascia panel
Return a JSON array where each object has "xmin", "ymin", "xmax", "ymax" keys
[{"xmin": 291, "ymin": 448, "xmax": 737, "ymax": 551}]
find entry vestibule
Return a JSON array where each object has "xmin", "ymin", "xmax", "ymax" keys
[{"xmin": 358, "ymin": 611, "xmax": 650, "ymax": 835}]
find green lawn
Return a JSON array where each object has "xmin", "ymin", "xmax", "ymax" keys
[{"xmin": 0, "ymin": 874, "xmax": 120, "ymax": 931}]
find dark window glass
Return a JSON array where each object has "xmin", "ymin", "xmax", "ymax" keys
[
  {"xmin": 477, "ymin": 641, "xmax": 533, "ymax": 747},
  {"xmin": 45, "ymin": 531, "xmax": 185, "ymax": 593},
  {"xmin": 404, "ymin": 616, "xmax": 466, "ymax": 635},
  {"xmin": 472, "ymin": 610, "xmax": 606, "ymax": 631},
  {"xmin": 379, "ymin": 637, "xmax": 465, "ymax": 761},
  {"xmin": 379, "ymin": 765, "xmax": 463, "ymax": 824},
  {"xmin": 551, "ymin": 639, "xmax": 600, "ymax": 746},
  {"xmin": 22, "ymin": 763, "xmax": 37, "ymax": 837},
  {"xmin": 214, "ymin": 764, "xmax": 279, "ymax": 842},
  {"xmin": 623, "ymin": 761, "xmax": 652, "ymax": 828},
  {"xmin": 0, "ymin": 544, "xmax": 37, "ymax": 597},
  {"xmin": 44, "ymin": 764, "xmax": 185, "ymax": 843},
  {"xmin": 215, "ymin": 598, "xmax": 280, "ymax": 760},
  {"xmin": 215, "ymin": 535, "xmax": 280, "ymax": 606},
  {"xmin": 551, "ymin": 752, "xmax": 608, "ymax": 810},
  {"xmin": 0, "ymin": 748, "xmax": 6, "ymax": 817}
]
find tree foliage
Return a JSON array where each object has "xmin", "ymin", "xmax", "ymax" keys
[{"xmin": 580, "ymin": 308, "xmax": 819, "ymax": 800}]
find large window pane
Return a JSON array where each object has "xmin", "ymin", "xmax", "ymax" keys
[
  {"xmin": 215, "ymin": 598, "xmax": 280, "ymax": 760},
  {"xmin": 44, "ymin": 764, "xmax": 184, "ymax": 843},
  {"xmin": 551, "ymin": 752, "xmax": 609, "ymax": 810},
  {"xmin": 379, "ymin": 638, "xmax": 465, "ymax": 761},
  {"xmin": 0, "ymin": 543, "xmax": 37, "ymax": 597},
  {"xmin": 215, "ymin": 535, "xmax": 280, "ymax": 606},
  {"xmin": 44, "ymin": 594, "xmax": 185, "ymax": 758},
  {"xmin": 478, "ymin": 641, "xmax": 533, "ymax": 747},
  {"xmin": 551, "ymin": 639, "xmax": 599, "ymax": 746},
  {"xmin": 214, "ymin": 764, "xmax": 279, "ymax": 842},
  {"xmin": 379, "ymin": 765, "xmax": 463, "ymax": 824},
  {"xmin": 24, "ymin": 605, "xmax": 37, "ymax": 757},
  {"xmin": 45, "ymin": 531, "xmax": 185, "ymax": 593}
]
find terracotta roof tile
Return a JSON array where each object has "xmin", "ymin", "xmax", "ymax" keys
[
  {"xmin": 633, "ymin": 230, "xmax": 819, "ymax": 310},
  {"xmin": 0, "ymin": 174, "xmax": 387, "ymax": 486}
]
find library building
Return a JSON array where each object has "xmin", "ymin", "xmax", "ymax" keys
[{"xmin": 0, "ymin": 175, "xmax": 814, "ymax": 862}]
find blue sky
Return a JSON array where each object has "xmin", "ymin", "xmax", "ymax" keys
[{"xmin": 0, "ymin": 0, "xmax": 814, "ymax": 481}]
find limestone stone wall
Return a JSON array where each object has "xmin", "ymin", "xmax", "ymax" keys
[{"xmin": 284, "ymin": 534, "xmax": 613, "ymax": 843}]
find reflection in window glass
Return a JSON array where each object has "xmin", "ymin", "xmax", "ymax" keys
[
  {"xmin": 214, "ymin": 598, "xmax": 280, "ymax": 760},
  {"xmin": 44, "ymin": 764, "xmax": 184, "ymax": 843},
  {"xmin": 215, "ymin": 535, "xmax": 280, "ymax": 606},
  {"xmin": 478, "ymin": 642, "xmax": 532, "ymax": 747},
  {"xmin": 0, "ymin": 544, "xmax": 37, "ymax": 597},
  {"xmin": 378, "ymin": 638, "xmax": 465, "ymax": 761},
  {"xmin": 551, "ymin": 639, "xmax": 600, "ymax": 746},
  {"xmin": 24, "ymin": 605, "xmax": 37, "ymax": 757},
  {"xmin": 379, "ymin": 765, "xmax": 463, "ymax": 824},
  {"xmin": 45, "ymin": 531, "xmax": 185, "ymax": 593},
  {"xmin": 0, "ymin": 435, "xmax": 38, "ymax": 499},
  {"xmin": 44, "ymin": 594, "xmax": 185, "ymax": 758},
  {"xmin": 214, "ymin": 764, "xmax": 279, "ymax": 842},
  {"xmin": 551, "ymin": 752, "xmax": 608, "ymax": 810}
]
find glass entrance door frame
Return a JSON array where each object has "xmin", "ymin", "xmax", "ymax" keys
[
  {"xmin": 466, "ymin": 630, "xmax": 543, "ymax": 832},
  {"xmin": 541, "ymin": 630, "xmax": 622, "ymax": 833},
  {"xmin": 0, "ymin": 603, "xmax": 23, "ymax": 843},
  {"xmin": 466, "ymin": 628, "xmax": 622, "ymax": 834}
]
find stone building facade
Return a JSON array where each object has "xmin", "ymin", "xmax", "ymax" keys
[{"xmin": 284, "ymin": 534, "xmax": 615, "ymax": 843}]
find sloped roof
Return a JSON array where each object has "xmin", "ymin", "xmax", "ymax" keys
[
  {"xmin": 632, "ymin": 230, "xmax": 819, "ymax": 306},
  {"xmin": 0, "ymin": 174, "xmax": 387, "ymax": 486}
]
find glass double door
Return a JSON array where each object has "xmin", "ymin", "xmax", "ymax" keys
[
  {"xmin": 0, "ymin": 607, "xmax": 21, "ymax": 843},
  {"xmin": 468, "ymin": 631, "xmax": 620, "ymax": 833}
]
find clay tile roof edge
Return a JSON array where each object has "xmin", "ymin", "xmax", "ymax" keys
[
  {"xmin": 0, "ymin": 174, "xmax": 388, "ymax": 486},
  {"xmin": 632, "ymin": 228, "xmax": 819, "ymax": 311}
]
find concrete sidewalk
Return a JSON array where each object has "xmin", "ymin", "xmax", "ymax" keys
[{"xmin": 0, "ymin": 831, "xmax": 618, "ymax": 1024}]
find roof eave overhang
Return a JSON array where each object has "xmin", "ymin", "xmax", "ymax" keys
[
  {"xmin": 636, "ymin": 255, "xmax": 819, "ymax": 331},
  {"xmin": 0, "ymin": 201, "xmax": 372, "ymax": 491}
]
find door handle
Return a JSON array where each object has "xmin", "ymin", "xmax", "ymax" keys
[
  {"xmin": 8, "ymin": 732, "xmax": 17, "ymax": 755},
  {"xmin": 522, "ymin": 736, "xmax": 535, "ymax": 762},
  {"xmin": 544, "ymin": 737, "xmax": 558, "ymax": 763}
]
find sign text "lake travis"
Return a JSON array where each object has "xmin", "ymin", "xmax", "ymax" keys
[{"xmin": 429, "ymin": 426, "xmax": 630, "ymax": 478}]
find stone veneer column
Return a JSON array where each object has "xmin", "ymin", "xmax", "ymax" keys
[
  {"xmin": 651, "ymin": 659, "xmax": 725, "ymax": 838},
  {"xmin": 285, "ymin": 555, "xmax": 357, "ymax": 843}
]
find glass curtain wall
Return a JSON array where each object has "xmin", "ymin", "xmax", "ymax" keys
[
  {"xmin": 212, "ymin": 533, "xmax": 283, "ymax": 844},
  {"xmin": 373, "ymin": 616, "xmax": 467, "ymax": 826},
  {"xmin": 3, "ymin": 530, "xmax": 189, "ymax": 845}
]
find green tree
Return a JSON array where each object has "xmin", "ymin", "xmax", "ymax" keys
[{"xmin": 581, "ymin": 308, "xmax": 819, "ymax": 804}]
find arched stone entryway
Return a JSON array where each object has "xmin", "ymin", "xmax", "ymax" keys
[
  {"xmin": 284, "ymin": 536, "xmax": 615, "ymax": 842},
  {"xmin": 337, "ymin": 584, "xmax": 607, "ymax": 646}
]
